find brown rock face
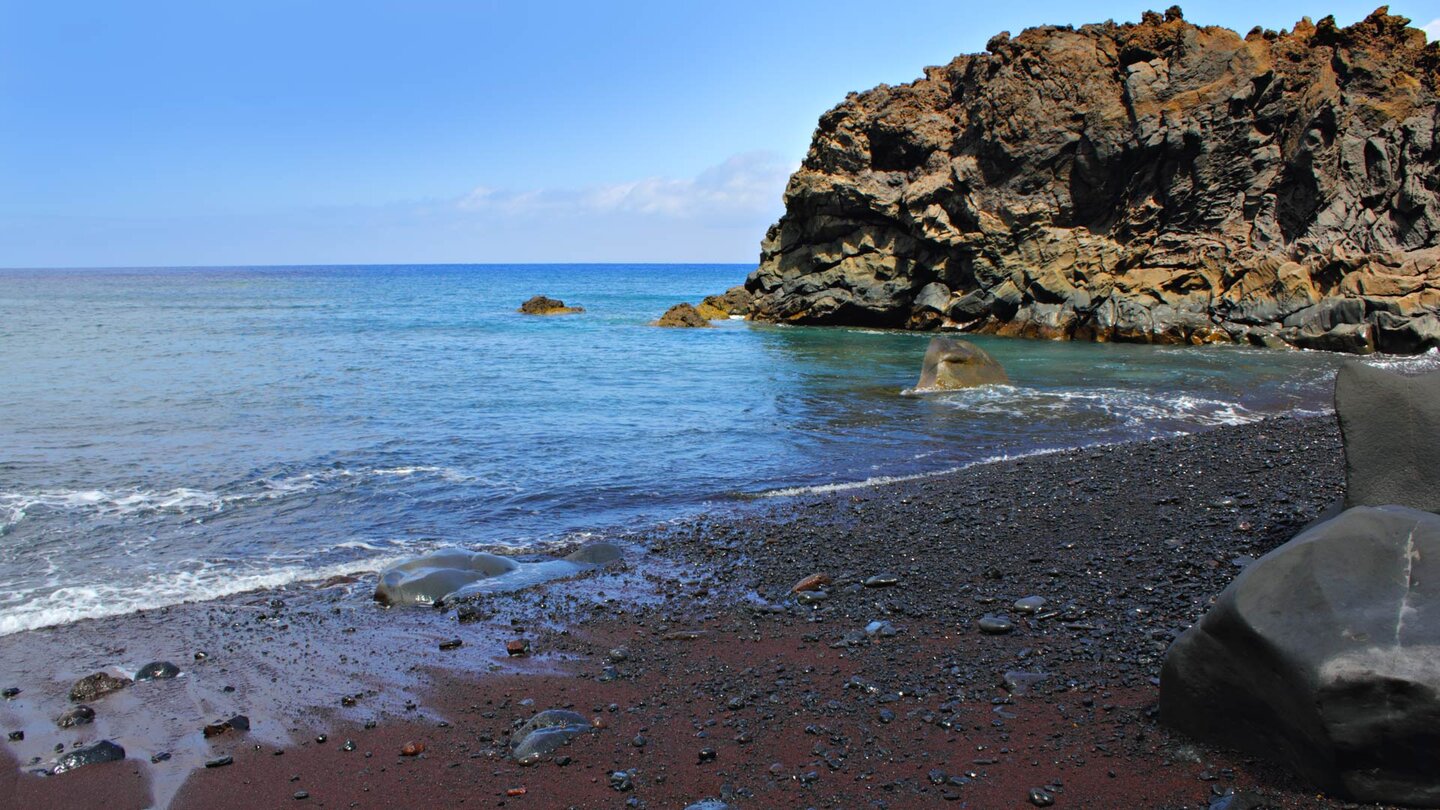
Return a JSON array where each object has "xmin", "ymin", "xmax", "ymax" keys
[{"xmin": 745, "ymin": 7, "xmax": 1440, "ymax": 354}]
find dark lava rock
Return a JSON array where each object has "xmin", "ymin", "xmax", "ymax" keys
[
  {"xmin": 56, "ymin": 705, "xmax": 96, "ymax": 728},
  {"xmin": 518, "ymin": 295, "xmax": 584, "ymax": 315},
  {"xmin": 1014, "ymin": 595, "xmax": 1047, "ymax": 614},
  {"xmin": 510, "ymin": 709, "xmax": 592, "ymax": 765},
  {"xmin": 8, "ymin": 731, "xmax": 23, "ymax": 742},
  {"xmin": 1028, "ymin": 787, "xmax": 1056, "ymax": 806},
  {"xmin": 698, "ymin": 747, "xmax": 717, "ymax": 763},
  {"xmin": 609, "ymin": 769, "xmax": 635, "ymax": 791},
  {"xmin": 2, "ymin": 687, "xmax": 18, "ymax": 699},
  {"xmin": 696, "ymin": 285, "xmax": 753, "ymax": 319},
  {"xmin": 913, "ymin": 337, "xmax": 1009, "ymax": 390},
  {"xmin": 135, "ymin": 661, "xmax": 181, "ymax": 681},
  {"xmin": 1162, "ymin": 505, "xmax": 1440, "ymax": 806},
  {"xmin": 1335, "ymin": 363, "xmax": 1440, "ymax": 514},
  {"xmin": 203, "ymin": 714, "xmax": 251, "ymax": 738},
  {"xmin": 653, "ymin": 303, "xmax": 711, "ymax": 328},
  {"xmin": 205, "ymin": 755, "xmax": 234, "ymax": 768},
  {"xmin": 455, "ymin": 603, "xmax": 486, "ymax": 624},
  {"xmin": 438, "ymin": 638, "xmax": 463, "ymax": 650},
  {"xmin": 978, "ymin": 615, "xmax": 1014, "ymax": 635},
  {"xmin": 68, "ymin": 672, "xmax": 131, "ymax": 702},
  {"xmin": 52, "ymin": 740, "xmax": 125, "ymax": 774}
]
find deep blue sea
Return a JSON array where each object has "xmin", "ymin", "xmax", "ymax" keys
[{"xmin": 2, "ymin": 263, "xmax": 1435, "ymax": 635}]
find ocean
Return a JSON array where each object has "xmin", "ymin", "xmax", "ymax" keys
[{"xmin": 1, "ymin": 263, "xmax": 1433, "ymax": 636}]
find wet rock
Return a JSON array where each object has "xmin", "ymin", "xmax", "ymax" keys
[
  {"xmin": 795, "ymin": 590, "xmax": 829, "ymax": 605},
  {"xmin": 1028, "ymin": 787, "xmax": 1055, "ymax": 806},
  {"xmin": 1013, "ymin": 595, "xmax": 1046, "ymax": 614},
  {"xmin": 52, "ymin": 740, "xmax": 124, "ymax": 774},
  {"xmin": 438, "ymin": 638, "xmax": 463, "ymax": 650},
  {"xmin": 1162, "ymin": 506, "xmax": 1440, "ymax": 806},
  {"xmin": 205, "ymin": 755, "xmax": 234, "ymax": 768},
  {"xmin": 511, "ymin": 709, "xmax": 592, "ymax": 765},
  {"xmin": 696, "ymin": 286, "xmax": 754, "ymax": 320},
  {"xmin": 864, "ymin": 620, "xmax": 898, "ymax": 637},
  {"xmin": 375, "ymin": 549, "xmax": 520, "ymax": 606},
  {"xmin": 518, "ymin": 295, "xmax": 584, "ymax": 315},
  {"xmin": 913, "ymin": 338, "xmax": 1009, "ymax": 391},
  {"xmin": 791, "ymin": 573, "xmax": 831, "ymax": 593},
  {"xmin": 698, "ymin": 747, "xmax": 717, "ymax": 763},
  {"xmin": 654, "ymin": 302, "xmax": 712, "ymax": 328},
  {"xmin": 150, "ymin": 752, "xmax": 170, "ymax": 763},
  {"xmin": 2, "ymin": 687, "xmax": 18, "ymax": 699},
  {"xmin": 135, "ymin": 661, "xmax": 181, "ymax": 681},
  {"xmin": 863, "ymin": 572, "xmax": 900, "ymax": 587},
  {"xmin": 978, "ymin": 615, "xmax": 1014, "ymax": 635},
  {"xmin": 455, "ymin": 604, "xmax": 487, "ymax": 624},
  {"xmin": 69, "ymin": 672, "xmax": 131, "ymax": 702},
  {"xmin": 203, "ymin": 715, "xmax": 251, "ymax": 738},
  {"xmin": 400, "ymin": 741, "xmax": 425, "ymax": 756},
  {"xmin": 8, "ymin": 731, "xmax": 23, "ymax": 742},
  {"xmin": 609, "ymin": 769, "xmax": 635, "ymax": 791},
  {"xmin": 506, "ymin": 639, "xmax": 531, "ymax": 656},
  {"xmin": 1335, "ymin": 363, "xmax": 1440, "ymax": 514},
  {"xmin": 563, "ymin": 541, "xmax": 623, "ymax": 565},
  {"xmin": 56, "ymin": 705, "xmax": 95, "ymax": 728},
  {"xmin": 683, "ymin": 800, "xmax": 731, "ymax": 810}
]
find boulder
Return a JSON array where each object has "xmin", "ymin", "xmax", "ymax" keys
[
  {"xmin": 913, "ymin": 337, "xmax": 1008, "ymax": 391},
  {"xmin": 1161, "ymin": 506, "xmax": 1440, "ymax": 806},
  {"xmin": 518, "ymin": 295, "xmax": 584, "ymax": 315},
  {"xmin": 1335, "ymin": 363, "xmax": 1440, "ymax": 514},
  {"xmin": 696, "ymin": 286, "xmax": 754, "ymax": 320},
  {"xmin": 654, "ymin": 303, "xmax": 712, "ymax": 328},
  {"xmin": 374, "ymin": 550, "xmax": 521, "ymax": 606}
]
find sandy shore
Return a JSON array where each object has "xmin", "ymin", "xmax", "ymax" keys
[{"xmin": 3, "ymin": 414, "xmax": 1393, "ymax": 809}]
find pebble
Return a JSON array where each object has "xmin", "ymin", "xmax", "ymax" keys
[
  {"xmin": 795, "ymin": 590, "xmax": 829, "ymax": 605},
  {"xmin": 2, "ymin": 687, "xmax": 19, "ymax": 699},
  {"xmin": 57, "ymin": 705, "xmax": 96, "ymax": 728},
  {"xmin": 134, "ymin": 661, "xmax": 182, "ymax": 681},
  {"xmin": 978, "ymin": 615, "xmax": 1015, "ymax": 635},
  {"xmin": 610, "ymin": 770, "xmax": 635, "ymax": 791},
  {"xmin": 1013, "ymin": 595, "xmax": 1047, "ymax": 614},
  {"xmin": 791, "ymin": 573, "xmax": 832, "ymax": 593},
  {"xmin": 1028, "ymin": 787, "xmax": 1055, "ymax": 807},
  {"xmin": 8, "ymin": 731, "xmax": 23, "ymax": 742},
  {"xmin": 438, "ymin": 638, "xmax": 463, "ymax": 650},
  {"xmin": 864, "ymin": 620, "xmax": 899, "ymax": 637},
  {"xmin": 698, "ymin": 747, "xmax": 717, "ymax": 763},
  {"xmin": 400, "ymin": 741, "xmax": 426, "ymax": 756},
  {"xmin": 863, "ymin": 573, "xmax": 900, "ymax": 587},
  {"xmin": 506, "ymin": 639, "xmax": 531, "ymax": 656},
  {"xmin": 293, "ymin": 791, "xmax": 309, "ymax": 800},
  {"xmin": 205, "ymin": 755, "xmax": 234, "ymax": 768}
]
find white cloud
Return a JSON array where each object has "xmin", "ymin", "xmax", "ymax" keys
[
  {"xmin": 458, "ymin": 152, "xmax": 795, "ymax": 222},
  {"xmin": 1425, "ymin": 18, "xmax": 1440, "ymax": 41}
]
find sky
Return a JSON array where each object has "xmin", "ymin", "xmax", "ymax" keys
[{"xmin": 2, "ymin": 1, "xmax": 1437, "ymax": 268}]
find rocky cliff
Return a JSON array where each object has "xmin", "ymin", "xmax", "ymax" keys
[{"xmin": 745, "ymin": 7, "xmax": 1440, "ymax": 353}]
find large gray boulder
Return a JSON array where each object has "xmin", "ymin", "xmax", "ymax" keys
[
  {"xmin": 1161, "ymin": 506, "xmax": 1440, "ymax": 806},
  {"xmin": 913, "ymin": 337, "xmax": 1008, "ymax": 391},
  {"xmin": 374, "ymin": 543, "xmax": 624, "ymax": 607},
  {"xmin": 1335, "ymin": 363, "xmax": 1440, "ymax": 514}
]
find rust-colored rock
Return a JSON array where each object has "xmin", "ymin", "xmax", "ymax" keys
[
  {"xmin": 505, "ymin": 639, "xmax": 530, "ymax": 657},
  {"xmin": 518, "ymin": 295, "xmax": 584, "ymax": 315},
  {"xmin": 653, "ymin": 303, "xmax": 712, "ymax": 328},
  {"xmin": 790, "ymin": 573, "xmax": 832, "ymax": 593},
  {"xmin": 745, "ymin": 8, "xmax": 1440, "ymax": 354},
  {"xmin": 400, "ymin": 741, "xmax": 426, "ymax": 756}
]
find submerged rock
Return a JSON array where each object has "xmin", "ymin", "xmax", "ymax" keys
[
  {"xmin": 743, "ymin": 9, "xmax": 1440, "ymax": 354},
  {"xmin": 518, "ymin": 295, "xmax": 584, "ymax": 315},
  {"xmin": 52, "ymin": 740, "xmax": 124, "ymax": 774},
  {"xmin": 653, "ymin": 303, "xmax": 712, "ymax": 328},
  {"xmin": 68, "ymin": 672, "xmax": 131, "ymax": 703},
  {"xmin": 510, "ymin": 709, "xmax": 592, "ymax": 765},
  {"xmin": 1161, "ymin": 505, "xmax": 1440, "ymax": 806},
  {"xmin": 135, "ymin": 661, "xmax": 181, "ymax": 681},
  {"xmin": 1335, "ymin": 363, "xmax": 1440, "ymax": 514}
]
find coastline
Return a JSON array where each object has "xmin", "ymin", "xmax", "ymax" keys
[{"xmin": 2, "ymin": 414, "xmax": 1393, "ymax": 809}]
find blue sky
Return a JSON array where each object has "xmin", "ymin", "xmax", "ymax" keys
[{"xmin": 2, "ymin": 1, "xmax": 1437, "ymax": 267}]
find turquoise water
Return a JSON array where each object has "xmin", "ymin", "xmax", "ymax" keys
[{"xmin": 0, "ymin": 263, "xmax": 1431, "ymax": 634}]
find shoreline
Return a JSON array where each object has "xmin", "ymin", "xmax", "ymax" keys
[{"xmin": 3, "ymin": 414, "xmax": 1398, "ymax": 809}]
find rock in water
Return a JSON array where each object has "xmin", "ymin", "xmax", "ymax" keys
[
  {"xmin": 518, "ymin": 295, "xmax": 584, "ymax": 315},
  {"xmin": 1161, "ymin": 506, "xmax": 1440, "ymax": 806},
  {"xmin": 913, "ymin": 337, "xmax": 1008, "ymax": 390},
  {"xmin": 135, "ymin": 661, "xmax": 181, "ymax": 681},
  {"xmin": 653, "ymin": 303, "xmax": 712, "ymax": 328},
  {"xmin": 742, "ymin": 9, "xmax": 1440, "ymax": 354},
  {"xmin": 68, "ymin": 672, "xmax": 131, "ymax": 702},
  {"xmin": 52, "ymin": 740, "xmax": 125, "ymax": 774},
  {"xmin": 696, "ymin": 286, "xmax": 754, "ymax": 320},
  {"xmin": 1335, "ymin": 363, "xmax": 1440, "ymax": 514},
  {"xmin": 510, "ymin": 709, "xmax": 592, "ymax": 764},
  {"xmin": 374, "ymin": 550, "xmax": 520, "ymax": 606}
]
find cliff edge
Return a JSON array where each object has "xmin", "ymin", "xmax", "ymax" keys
[{"xmin": 745, "ymin": 7, "xmax": 1440, "ymax": 353}]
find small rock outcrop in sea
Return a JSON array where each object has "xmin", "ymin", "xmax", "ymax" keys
[
  {"xmin": 696, "ymin": 286, "xmax": 755, "ymax": 320},
  {"xmin": 743, "ymin": 8, "xmax": 1440, "ymax": 354},
  {"xmin": 913, "ymin": 337, "xmax": 1008, "ymax": 390},
  {"xmin": 1162, "ymin": 505, "xmax": 1440, "ymax": 806},
  {"xmin": 1335, "ymin": 363, "xmax": 1440, "ymax": 513},
  {"xmin": 654, "ymin": 302, "xmax": 712, "ymax": 327},
  {"xmin": 374, "ymin": 542, "xmax": 623, "ymax": 607},
  {"xmin": 68, "ymin": 672, "xmax": 131, "ymax": 703},
  {"xmin": 510, "ymin": 709, "xmax": 593, "ymax": 764},
  {"xmin": 518, "ymin": 295, "xmax": 584, "ymax": 315}
]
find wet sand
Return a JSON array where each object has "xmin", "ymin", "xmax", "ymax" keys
[{"xmin": 2, "ymin": 415, "xmax": 1393, "ymax": 809}]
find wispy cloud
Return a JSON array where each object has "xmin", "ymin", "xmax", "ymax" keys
[
  {"xmin": 458, "ymin": 152, "xmax": 794, "ymax": 223},
  {"xmin": 1425, "ymin": 18, "xmax": 1440, "ymax": 42}
]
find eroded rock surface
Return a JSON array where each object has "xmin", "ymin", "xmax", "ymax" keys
[
  {"xmin": 1161, "ymin": 505, "xmax": 1440, "ymax": 806},
  {"xmin": 1335, "ymin": 362, "xmax": 1440, "ymax": 512},
  {"xmin": 745, "ymin": 8, "xmax": 1440, "ymax": 353}
]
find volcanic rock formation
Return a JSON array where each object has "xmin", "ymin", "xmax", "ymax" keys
[{"xmin": 744, "ymin": 7, "xmax": 1440, "ymax": 353}]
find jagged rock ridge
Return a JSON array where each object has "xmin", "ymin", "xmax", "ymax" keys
[{"xmin": 745, "ymin": 7, "xmax": 1440, "ymax": 353}]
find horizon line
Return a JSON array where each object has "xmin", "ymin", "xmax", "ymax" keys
[{"xmin": 0, "ymin": 260, "xmax": 762, "ymax": 272}]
